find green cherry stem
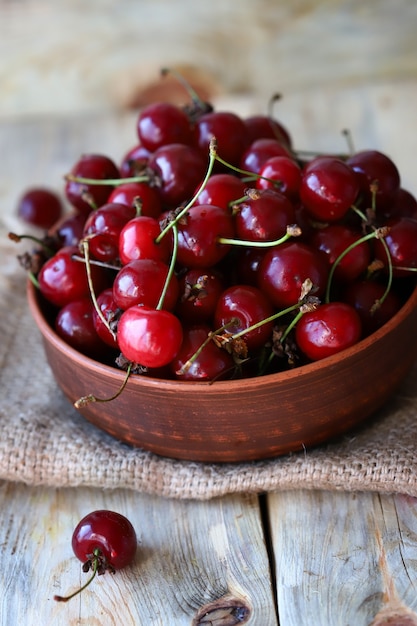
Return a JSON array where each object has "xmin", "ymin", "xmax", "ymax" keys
[
  {"xmin": 64, "ymin": 173, "xmax": 149, "ymax": 186},
  {"xmin": 176, "ymin": 320, "xmax": 238, "ymax": 376},
  {"xmin": 74, "ymin": 363, "xmax": 133, "ymax": 408},
  {"xmin": 230, "ymin": 299, "xmax": 308, "ymax": 343},
  {"xmin": 8, "ymin": 231, "xmax": 56, "ymax": 257},
  {"xmin": 156, "ymin": 223, "xmax": 178, "ymax": 310},
  {"xmin": 53, "ymin": 548, "xmax": 101, "ymax": 602},
  {"xmin": 218, "ymin": 224, "xmax": 301, "ymax": 248}
]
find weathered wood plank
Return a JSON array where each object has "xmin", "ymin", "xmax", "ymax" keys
[
  {"xmin": 0, "ymin": 481, "xmax": 277, "ymax": 625},
  {"xmin": 268, "ymin": 490, "xmax": 417, "ymax": 626}
]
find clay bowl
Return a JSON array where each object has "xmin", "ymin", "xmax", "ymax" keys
[{"xmin": 28, "ymin": 280, "xmax": 417, "ymax": 463}]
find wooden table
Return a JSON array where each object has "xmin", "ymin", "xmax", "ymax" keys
[{"xmin": 1, "ymin": 85, "xmax": 417, "ymax": 625}]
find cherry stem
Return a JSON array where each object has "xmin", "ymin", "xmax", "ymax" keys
[
  {"xmin": 218, "ymin": 224, "xmax": 301, "ymax": 248},
  {"xmin": 65, "ymin": 174, "xmax": 149, "ymax": 186},
  {"xmin": 72, "ymin": 253, "xmax": 120, "ymax": 272},
  {"xmin": 176, "ymin": 320, "xmax": 239, "ymax": 376},
  {"xmin": 213, "ymin": 153, "xmax": 283, "ymax": 186},
  {"xmin": 81, "ymin": 239, "xmax": 117, "ymax": 342},
  {"xmin": 74, "ymin": 363, "xmax": 132, "ymax": 408},
  {"xmin": 156, "ymin": 223, "xmax": 178, "ymax": 310},
  {"xmin": 8, "ymin": 232, "xmax": 56, "ymax": 257},
  {"xmin": 54, "ymin": 548, "xmax": 101, "ymax": 602},
  {"xmin": 161, "ymin": 67, "xmax": 204, "ymax": 107},
  {"xmin": 230, "ymin": 299, "xmax": 307, "ymax": 343},
  {"xmin": 341, "ymin": 128, "xmax": 355, "ymax": 155}
]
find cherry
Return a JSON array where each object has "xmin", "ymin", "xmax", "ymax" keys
[
  {"xmin": 82, "ymin": 202, "xmax": 137, "ymax": 262},
  {"xmin": 118, "ymin": 215, "xmax": 171, "ymax": 265},
  {"xmin": 17, "ymin": 187, "xmax": 64, "ymax": 229},
  {"xmin": 299, "ymin": 156, "xmax": 359, "ymax": 222},
  {"xmin": 137, "ymin": 101, "xmax": 194, "ymax": 151},
  {"xmin": 55, "ymin": 298, "xmax": 111, "ymax": 359},
  {"xmin": 107, "ymin": 182, "xmax": 162, "ymax": 219},
  {"xmin": 176, "ymin": 268, "xmax": 224, "ymax": 323},
  {"xmin": 233, "ymin": 188, "xmax": 296, "ymax": 243},
  {"xmin": 65, "ymin": 154, "xmax": 120, "ymax": 215},
  {"xmin": 346, "ymin": 149, "xmax": 400, "ymax": 212},
  {"xmin": 311, "ymin": 223, "xmax": 371, "ymax": 284},
  {"xmin": 239, "ymin": 138, "xmax": 292, "ymax": 175},
  {"xmin": 148, "ymin": 143, "xmax": 206, "ymax": 208},
  {"xmin": 235, "ymin": 247, "xmax": 266, "ymax": 286},
  {"xmin": 194, "ymin": 110, "xmax": 250, "ymax": 167},
  {"xmin": 38, "ymin": 245, "xmax": 109, "ymax": 308},
  {"xmin": 258, "ymin": 241, "xmax": 329, "ymax": 308},
  {"xmin": 54, "ymin": 509, "xmax": 137, "ymax": 603},
  {"xmin": 119, "ymin": 143, "xmax": 151, "ymax": 177},
  {"xmin": 374, "ymin": 216, "xmax": 417, "ymax": 276},
  {"xmin": 54, "ymin": 212, "xmax": 88, "ymax": 248},
  {"xmin": 117, "ymin": 305, "xmax": 183, "ymax": 368},
  {"xmin": 92, "ymin": 288, "xmax": 121, "ymax": 349},
  {"xmin": 194, "ymin": 173, "xmax": 246, "ymax": 212},
  {"xmin": 112, "ymin": 258, "xmax": 179, "ymax": 311},
  {"xmin": 214, "ymin": 284, "xmax": 275, "ymax": 351},
  {"xmin": 383, "ymin": 187, "xmax": 417, "ymax": 220},
  {"xmin": 256, "ymin": 155, "xmax": 302, "ymax": 202},
  {"xmin": 295, "ymin": 301, "xmax": 362, "ymax": 361},
  {"xmin": 244, "ymin": 113, "xmax": 292, "ymax": 149},
  {"xmin": 343, "ymin": 279, "xmax": 401, "ymax": 335},
  {"xmin": 176, "ymin": 204, "xmax": 235, "ymax": 268},
  {"xmin": 171, "ymin": 324, "xmax": 234, "ymax": 381}
]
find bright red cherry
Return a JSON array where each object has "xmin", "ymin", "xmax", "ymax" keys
[
  {"xmin": 118, "ymin": 215, "xmax": 171, "ymax": 265},
  {"xmin": 107, "ymin": 182, "xmax": 162, "ymax": 219},
  {"xmin": 299, "ymin": 156, "xmax": 359, "ymax": 222},
  {"xmin": 112, "ymin": 258, "xmax": 179, "ymax": 311},
  {"xmin": 194, "ymin": 173, "xmax": 246, "ymax": 212},
  {"xmin": 64, "ymin": 153, "xmax": 120, "ymax": 215},
  {"xmin": 17, "ymin": 187, "xmax": 64, "ymax": 229},
  {"xmin": 295, "ymin": 302, "xmax": 362, "ymax": 361},
  {"xmin": 117, "ymin": 305, "xmax": 183, "ymax": 368},
  {"xmin": 82, "ymin": 202, "xmax": 137, "ymax": 262},
  {"xmin": 137, "ymin": 102, "xmax": 194, "ymax": 151},
  {"xmin": 256, "ymin": 155, "xmax": 302, "ymax": 202}
]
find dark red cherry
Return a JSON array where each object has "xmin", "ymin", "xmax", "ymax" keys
[
  {"xmin": 235, "ymin": 247, "xmax": 266, "ymax": 286},
  {"xmin": 17, "ymin": 187, "xmax": 64, "ymax": 229},
  {"xmin": 54, "ymin": 212, "xmax": 88, "ymax": 248},
  {"xmin": 55, "ymin": 298, "xmax": 110, "ymax": 358},
  {"xmin": 82, "ymin": 202, "xmax": 137, "ymax": 262},
  {"xmin": 176, "ymin": 204, "xmax": 235, "ymax": 268},
  {"xmin": 256, "ymin": 155, "xmax": 302, "ymax": 202},
  {"xmin": 92, "ymin": 288, "xmax": 121, "ymax": 349},
  {"xmin": 118, "ymin": 215, "xmax": 172, "ymax": 265},
  {"xmin": 343, "ymin": 279, "xmax": 401, "ymax": 335},
  {"xmin": 346, "ymin": 149, "xmax": 400, "ymax": 212},
  {"xmin": 234, "ymin": 189, "xmax": 296, "ymax": 243},
  {"xmin": 65, "ymin": 154, "xmax": 120, "ymax": 215},
  {"xmin": 244, "ymin": 114, "xmax": 292, "ymax": 149},
  {"xmin": 295, "ymin": 302, "xmax": 362, "ymax": 361},
  {"xmin": 383, "ymin": 187, "xmax": 417, "ymax": 220},
  {"xmin": 311, "ymin": 223, "xmax": 371, "ymax": 283},
  {"xmin": 299, "ymin": 156, "xmax": 359, "ymax": 222},
  {"xmin": 176, "ymin": 268, "xmax": 224, "ymax": 323},
  {"xmin": 119, "ymin": 143, "xmax": 151, "ymax": 177},
  {"xmin": 239, "ymin": 138, "xmax": 292, "ymax": 175},
  {"xmin": 38, "ymin": 246, "xmax": 108, "ymax": 308},
  {"xmin": 194, "ymin": 173, "xmax": 246, "ymax": 212},
  {"xmin": 148, "ymin": 143, "xmax": 206, "ymax": 208},
  {"xmin": 374, "ymin": 216, "xmax": 417, "ymax": 276},
  {"xmin": 214, "ymin": 284, "xmax": 275, "ymax": 351},
  {"xmin": 137, "ymin": 102, "xmax": 194, "ymax": 151},
  {"xmin": 258, "ymin": 241, "xmax": 329, "ymax": 308},
  {"xmin": 171, "ymin": 324, "xmax": 234, "ymax": 381},
  {"xmin": 117, "ymin": 305, "xmax": 183, "ymax": 368},
  {"xmin": 112, "ymin": 258, "xmax": 179, "ymax": 311},
  {"xmin": 194, "ymin": 110, "xmax": 250, "ymax": 167},
  {"xmin": 107, "ymin": 182, "xmax": 162, "ymax": 219}
]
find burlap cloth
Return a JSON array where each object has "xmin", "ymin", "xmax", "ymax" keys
[{"xmin": 1, "ymin": 236, "xmax": 417, "ymax": 501}]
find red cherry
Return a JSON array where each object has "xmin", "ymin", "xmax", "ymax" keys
[
  {"xmin": 194, "ymin": 173, "xmax": 246, "ymax": 212},
  {"xmin": 343, "ymin": 279, "xmax": 401, "ymax": 335},
  {"xmin": 54, "ymin": 212, "xmax": 88, "ymax": 248},
  {"xmin": 64, "ymin": 154, "xmax": 120, "ymax": 215},
  {"xmin": 17, "ymin": 187, "xmax": 63, "ymax": 229},
  {"xmin": 311, "ymin": 223, "xmax": 371, "ymax": 283},
  {"xmin": 117, "ymin": 305, "xmax": 183, "ymax": 368},
  {"xmin": 137, "ymin": 102, "xmax": 194, "ymax": 151},
  {"xmin": 171, "ymin": 324, "xmax": 234, "ymax": 381},
  {"xmin": 55, "ymin": 298, "xmax": 111, "ymax": 359},
  {"xmin": 295, "ymin": 302, "xmax": 362, "ymax": 361},
  {"xmin": 299, "ymin": 156, "xmax": 359, "ymax": 222},
  {"xmin": 176, "ymin": 268, "xmax": 224, "ymax": 323},
  {"xmin": 234, "ymin": 189, "xmax": 296, "ymax": 243},
  {"xmin": 383, "ymin": 187, "xmax": 417, "ymax": 220},
  {"xmin": 92, "ymin": 288, "xmax": 121, "ymax": 349},
  {"xmin": 119, "ymin": 143, "xmax": 151, "ymax": 177},
  {"xmin": 239, "ymin": 138, "xmax": 292, "ymax": 175},
  {"xmin": 374, "ymin": 216, "xmax": 417, "ymax": 276},
  {"xmin": 346, "ymin": 149, "xmax": 400, "ymax": 212},
  {"xmin": 107, "ymin": 182, "xmax": 162, "ymax": 219},
  {"xmin": 256, "ymin": 155, "xmax": 302, "ymax": 202},
  {"xmin": 258, "ymin": 241, "xmax": 329, "ymax": 308},
  {"xmin": 112, "ymin": 258, "xmax": 179, "ymax": 311},
  {"xmin": 82, "ymin": 202, "xmax": 137, "ymax": 262},
  {"xmin": 244, "ymin": 114, "xmax": 292, "ymax": 149},
  {"xmin": 195, "ymin": 110, "xmax": 250, "ymax": 167},
  {"xmin": 54, "ymin": 509, "xmax": 137, "ymax": 603},
  {"xmin": 118, "ymin": 215, "xmax": 171, "ymax": 265}
]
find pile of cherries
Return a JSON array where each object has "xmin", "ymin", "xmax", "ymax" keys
[{"xmin": 15, "ymin": 72, "xmax": 417, "ymax": 383}]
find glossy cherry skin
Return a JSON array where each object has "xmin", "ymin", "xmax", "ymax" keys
[
  {"xmin": 346, "ymin": 150, "xmax": 400, "ymax": 212},
  {"xmin": 148, "ymin": 143, "xmax": 206, "ymax": 208},
  {"xmin": 17, "ymin": 187, "xmax": 63, "ymax": 229},
  {"xmin": 117, "ymin": 305, "xmax": 183, "ymax": 368},
  {"xmin": 38, "ymin": 246, "xmax": 109, "ymax": 308},
  {"xmin": 374, "ymin": 216, "xmax": 417, "ymax": 276},
  {"xmin": 72, "ymin": 510, "xmax": 137, "ymax": 571},
  {"xmin": 112, "ymin": 258, "xmax": 179, "ymax": 311},
  {"xmin": 194, "ymin": 173, "xmax": 246, "ymax": 212},
  {"xmin": 343, "ymin": 279, "xmax": 401, "ymax": 336},
  {"xmin": 55, "ymin": 298, "xmax": 110, "ymax": 359},
  {"xmin": 137, "ymin": 102, "xmax": 194, "ymax": 151},
  {"xmin": 194, "ymin": 110, "xmax": 250, "ymax": 167},
  {"xmin": 299, "ymin": 156, "xmax": 359, "ymax": 222},
  {"xmin": 311, "ymin": 223, "xmax": 371, "ymax": 284},
  {"xmin": 118, "ymin": 215, "xmax": 171, "ymax": 265},
  {"xmin": 214, "ymin": 284, "xmax": 275, "ymax": 351},
  {"xmin": 234, "ymin": 189, "xmax": 296, "ymax": 243},
  {"xmin": 176, "ymin": 268, "xmax": 224, "ymax": 324},
  {"xmin": 107, "ymin": 182, "xmax": 162, "ymax": 219},
  {"xmin": 119, "ymin": 143, "xmax": 151, "ymax": 177},
  {"xmin": 258, "ymin": 241, "xmax": 329, "ymax": 308},
  {"xmin": 256, "ymin": 155, "xmax": 302, "ymax": 202},
  {"xmin": 54, "ymin": 212, "xmax": 88, "ymax": 248},
  {"xmin": 82, "ymin": 202, "xmax": 137, "ymax": 262},
  {"xmin": 64, "ymin": 154, "xmax": 120, "ymax": 215},
  {"xmin": 295, "ymin": 302, "xmax": 362, "ymax": 361},
  {"xmin": 176, "ymin": 204, "xmax": 235, "ymax": 269},
  {"xmin": 92, "ymin": 288, "xmax": 121, "ymax": 349},
  {"xmin": 170, "ymin": 324, "xmax": 235, "ymax": 381},
  {"xmin": 239, "ymin": 138, "xmax": 292, "ymax": 175},
  {"xmin": 244, "ymin": 114, "xmax": 292, "ymax": 149}
]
